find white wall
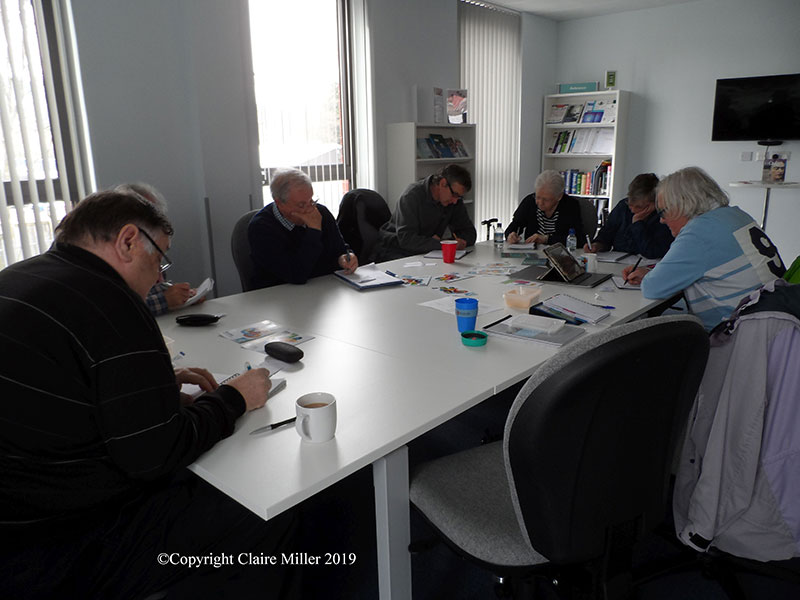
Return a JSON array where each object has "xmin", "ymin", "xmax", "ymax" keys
[
  {"xmin": 70, "ymin": 0, "xmax": 457, "ymax": 296},
  {"xmin": 366, "ymin": 0, "xmax": 460, "ymax": 202},
  {"xmin": 518, "ymin": 14, "xmax": 558, "ymax": 201},
  {"xmin": 552, "ymin": 0, "xmax": 800, "ymax": 263},
  {"xmin": 70, "ymin": 0, "xmax": 260, "ymax": 297}
]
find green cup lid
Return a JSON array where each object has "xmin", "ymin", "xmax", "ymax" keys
[{"xmin": 461, "ymin": 330, "xmax": 487, "ymax": 347}]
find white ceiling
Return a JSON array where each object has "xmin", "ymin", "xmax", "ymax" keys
[{"xmin": 488, "ymin": 0, "xmax": 697, "ymax": 21}]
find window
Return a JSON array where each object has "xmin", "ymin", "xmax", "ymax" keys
[
  {"xmin": 459, "ymin": 0, "xmax": 521, "ymax": 229},
  {"xmin": 0, "ymin": 0, "xmax": 85, "ymax": 268},
  {"xmin": 248, "ymin": 0, "xmax": 356, "ymax": 217}
]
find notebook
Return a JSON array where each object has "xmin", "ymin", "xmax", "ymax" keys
[{"xmin": 334, "ymin": 263, "xmax": 403, "ymax": 290}]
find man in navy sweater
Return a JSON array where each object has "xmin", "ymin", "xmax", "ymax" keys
[{"xmin": 249, "ymin": 169, "xmax": 358, "ymax": 288}]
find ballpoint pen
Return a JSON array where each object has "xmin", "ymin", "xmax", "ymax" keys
[
  {"xmin": 250, "ymin": 416, "xmax": 297, "ymax": 435},
  {"xmin": 585, "ymin": 234, "xmax": 592, "ymax": 249},
  {"xmin": 624, "ymin": 257, "xmax": 643, "ymax": 286}
]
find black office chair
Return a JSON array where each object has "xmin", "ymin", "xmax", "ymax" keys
[
  {"xmin": 230, "ymin": 209, "xmax": 259, "ymax": 292},
  {"xmin": 410, "ymin": 315, "xmax": 709, "ymax": 599},
  {"xmin": 336, "ymin": 189, "xmax": 391, "ymax": 263}
]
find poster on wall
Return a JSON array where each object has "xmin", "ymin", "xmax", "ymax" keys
[{"xmin": 447, "ymin": 89, "xmax": 468, "ymax": 124}]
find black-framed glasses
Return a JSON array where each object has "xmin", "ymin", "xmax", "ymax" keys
[
  {"xmin": 138, "ymin": 228, "xmax": 172, "ymax": 273},
  {"xmin": 655, "ymin": 204, "xmax": 668, "ymax": 219},
  {"xmin": 446, "ymin": 181, "xmax": 463, "ymax": 202}
]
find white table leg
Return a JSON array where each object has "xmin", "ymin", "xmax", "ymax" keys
[{"xmin": 373, "ymin": 445, "xmax": 411, "ymax": 600}]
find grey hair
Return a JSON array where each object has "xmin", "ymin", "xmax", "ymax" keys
[
  {"xmin": 113, "ymin": 182, "xmax": 168, "ymax": 212},
  {"xmin": 534, "ymin": 170, "xmax": 565, "ymax": 196},
  {"xmin": 657, "ymin": 167, "xmax": 729, "ymax": 219},
  {"xmin": 270, "ymin": 169, "xmax": 312, "ymax": 203}
]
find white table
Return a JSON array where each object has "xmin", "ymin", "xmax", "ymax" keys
[{"xmin": 157, "ymin": 243, "xmax": 673, "ymax": 599}]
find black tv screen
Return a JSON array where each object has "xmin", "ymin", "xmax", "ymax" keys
[{"xmin": 711, "ymin": 73, "xmax": 800, "ymax": 142}]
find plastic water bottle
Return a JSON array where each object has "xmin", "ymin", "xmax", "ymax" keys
[
  {"xmin": 566, "ymin": 228, "xmax": 577, "ymax": 253},
  {"xmin": 494, "ymin": 222, "xmax": 504, "ymax": 247}
]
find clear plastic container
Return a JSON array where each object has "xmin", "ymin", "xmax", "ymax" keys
[{"xmin": 503, "ymin": 286, "xmax": 541, "ymax": 309}]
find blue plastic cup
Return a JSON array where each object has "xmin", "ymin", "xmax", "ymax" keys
[{"xmin": 455, "ymin": 297, "xmax": 479, "ymax": 332}]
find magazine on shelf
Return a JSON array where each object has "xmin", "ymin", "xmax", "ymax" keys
[
  {"xmin": 546, "ymin": 103, "xmax": 569, "ymax": 123},
  {"xmin": 600, "ymin": 99, "xmax": 618, "ymax": 123},
  {"xmin": 563, "ymin": 103, "xmax": 585, "ymax": 123},
  {"xmin": 416, "ymin": 138, "xmax": 435, "ymax": 159},
  {"xmin": 428, "ymin": 133, "xmax": 453, "ymax": 158}
]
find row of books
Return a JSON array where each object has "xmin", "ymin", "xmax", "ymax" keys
[
  {"xmin": 561, "ymin": 161, "xmax": 612, "ymax": 196},
  {"xmin": 546, "ymin": 98, "xmax": 617, "ymax": 125},
  {"xmin": 416, "ymin": 134, "xmax": 469, "ymax": 159},
  {"xmin": 546, "ymin": 128, "xmax": 615, "ymax": 155}
]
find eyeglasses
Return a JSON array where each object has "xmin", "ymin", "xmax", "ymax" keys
[
  {"xmin": 655, "ymin": 204, "xmax": 668, "ymax": 219},
  {"xmin": 446, "ymin": 182, "xmax": 463, "ymax": 202},
  {"xmin": 138, "ymin": 228, "xmax": 172, "ymax": 273}
]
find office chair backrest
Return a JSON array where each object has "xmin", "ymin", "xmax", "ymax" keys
[
  {"xmin": 231, "ymin": 209, "xmax": 260, "ymax": 292},
  {"xmin": 578, "ymin": 197, "xmax": 598, "ymax": 240},
  {"xmin": 337, "ymin": 189, "xmax": 391, "ymax": 262},
  {"xmin": 503, "ymin": 315, "xmax": 709, "ymax": 565}
]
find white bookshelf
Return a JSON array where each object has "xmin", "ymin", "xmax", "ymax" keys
[
  {"xmin": 541, "ymin": 90, "xmax": 629, "ymax": 213},
  {"xmin": 387, "ymin": 122, "xmax": 476, "ymax": 214}
]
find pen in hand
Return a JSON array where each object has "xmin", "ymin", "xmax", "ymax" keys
[
  {"xmin": 624, "ymin": 257, "xmax": 643, "ymax": 286},
  {"xmin": 585, "ymin": 234, "xmax": 592, "ymax": 250}
]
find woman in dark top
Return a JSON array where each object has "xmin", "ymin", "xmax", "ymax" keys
[{"xmin": 505, "ymin": 170, "xmax": 583, "ymax": 246}]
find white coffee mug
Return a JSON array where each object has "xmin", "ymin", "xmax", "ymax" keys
[
  {"xmin": 295, "ymin": 392, "xmax": 337, "ymax": 443},
  {"xmin": 584, "ymin": 254, "xmax": 598, "ymax": 272}
]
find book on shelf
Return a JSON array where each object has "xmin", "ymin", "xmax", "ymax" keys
[
  {"xmin": 546, "ymin": 130, "xmax": 561, "ymax": 153},
  {"xmin": 546, "ymin": 103, "xmax": 569, "ymax": 124},
  {"xmin": 428, "ymin": 133, "xmax": 453, "ymax": 158},
  {"xmin": 581, "ymin": 100, "xmax": 603, "ymax": 123},
  {"xmin": 590, "ymin": 128, "xmax": 615, "ymax": 154},
  {"xmin": 599, "ymin": 98, "xmax": 618, "ymax": 123},
  {"xmin": 563, "ymin": 103, "xmax": 584, "ymax": 123},
  {"xmin": 416, "ymin": 138, "xmax": 435, "ymax": 159},
  {"xmin": 453, "ymin": 139, "xmax": 469, "ymax": 158},
  {"xmin": 433, "ymin": 87, "xmax": 445, "ymax": 124}
]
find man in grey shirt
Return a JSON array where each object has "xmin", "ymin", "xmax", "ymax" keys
[{"xmin": 376, "ymin": 164, "xmax": 477, "ymax": 260}]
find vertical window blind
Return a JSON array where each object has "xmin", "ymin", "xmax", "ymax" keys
[
  {"xmin": 458, "ymin": 0, "xmax": 521, "ymax": 230},
  {"xmin": 0, "ymin": 0, "xmax": 82, "ymax": 268}
]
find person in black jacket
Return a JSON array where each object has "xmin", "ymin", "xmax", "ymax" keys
[
  {"xmin": 505, "ymin": 170, "xmax": 583, "ymax": 246},
  {"xmin": 0, "ymin": 191, "xmax": 297, "ymax": 599}
]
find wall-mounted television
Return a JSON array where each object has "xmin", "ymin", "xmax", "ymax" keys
[{"xmin": 711, "ymin": 73, "xmax": 800, "ymax": 143}]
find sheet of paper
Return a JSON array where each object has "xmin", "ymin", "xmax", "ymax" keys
[
  {"xmin": 612, "ymin": 276, "xmax": 641, "ymax": 290},
  {"xmin": 182, "ymin": 277, "xmax": 214, "ymax": 307},
  {"xmin": 419, "ymin": 296, "xmax": 502, "ymax": 316},
  {"xmin": 335, "ymin": 262, "xmax": 402, "ymax": 287}
]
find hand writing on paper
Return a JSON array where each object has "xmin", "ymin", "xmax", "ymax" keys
[
  {"xmin": 338, "ymin": 252, "xmax": 359, "ymax": 274},
  {"xmin": 176, "ymin": 367, "xmax": 218, "ymax": 406},
  {"xmin": 454, "ymin": 234, "xmax": 467, "ymax": 250},
  {"xmin": 621, "ymin": 266, "xmax": 649, "ymax": 285},
  {"xmin": 225, "ymin": 368, "xmax": 272, "ymax": 411},
  {"xmin": 164, "ymin": 283, "xmax": 194, "ymax": 308}
]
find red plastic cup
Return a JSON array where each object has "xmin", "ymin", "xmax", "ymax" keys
[{"xmin": 441, "ymin": 240, "xmax": 457, "ymax": 263}]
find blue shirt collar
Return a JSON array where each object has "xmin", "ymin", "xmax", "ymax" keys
[{"xmin": 272, "ymin": 202, "xmax": 295, "ymax": 231}]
